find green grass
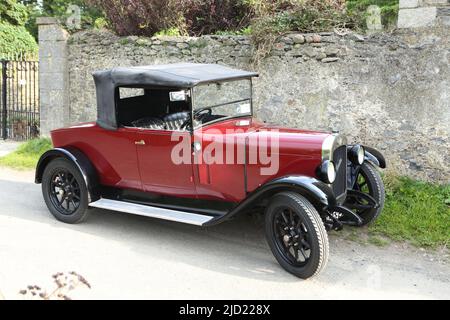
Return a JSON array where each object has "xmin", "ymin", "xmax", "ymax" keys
[
  {"xmin": 369, "ymin": 175, "xmax": 450, "ymax": 248},
  {"xmin": 0, "ymin": 138, "xmax": 52, "ymax": 170},
  {"xmin": 367, "ymin": 235, "xmax": 390, "ymax": 247}
]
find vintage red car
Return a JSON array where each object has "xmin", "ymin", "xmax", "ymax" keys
[{"xmin": 36, "ymin": 63, "xmax": 386, "ymax": 279}]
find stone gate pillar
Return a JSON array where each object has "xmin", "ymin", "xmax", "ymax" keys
[{"xmin": 36, "ymin": 17, "xmax": 69, "ymax": 136}]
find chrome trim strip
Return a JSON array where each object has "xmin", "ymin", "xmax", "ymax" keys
[
  {"xmin": 89, "ymin": 198, "xmax": 214, "ymax": 226},
  {"xmin": 321, "ymin": 134, "xmax": 336, "ymax": 161}
]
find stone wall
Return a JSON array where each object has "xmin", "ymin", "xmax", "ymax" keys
[
  {"xmin": 40, "ymin": 22, "xmax": 450, "ymax": 182},
  {"xmin": 398, "ymin": 0, "xmax": 450, "ymax": 28}
]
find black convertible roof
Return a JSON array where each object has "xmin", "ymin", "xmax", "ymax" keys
[
  {"xmin": 92, "ymin": 63, "xmax": 258, "ymax": 130},
  {"xmin": 93, "ymin": 63, "xmax": 258, "ymax": 88}
]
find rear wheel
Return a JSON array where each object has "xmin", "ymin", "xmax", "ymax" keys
[
  {"xmin": 42, "ymin": 158, "xmax": 89, "ymax": 224},
  {"xmin": 265, "ymin": 192, "xmax": 329, "ymax": 279}
]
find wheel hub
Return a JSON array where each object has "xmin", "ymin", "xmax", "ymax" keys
[
  {"xmin": 283, "ymin": 234, "xmax": 291, "ymax": 244},
  {"xmin": 274, "ymin": 207, "xmax": 312, "ymax": 266},
  {"xmin": 49, "ymin": 170, "xmax": 81, "ymax": 215}
]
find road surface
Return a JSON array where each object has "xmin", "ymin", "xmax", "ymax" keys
[
  {"xmin": 0, "ymin": 168, "xmax": 448, "ymax": 299},
  {"xmin": 0, "ymin": 141, "xmax": 20, "ymax": 158}
]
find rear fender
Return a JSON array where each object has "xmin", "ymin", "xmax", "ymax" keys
[{"xmin": 35, "ymin": 147, "xmax": 99, "ymax": 202}]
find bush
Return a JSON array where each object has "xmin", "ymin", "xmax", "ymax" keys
[
  {"xmin": 249, "ymin": 0, "xmax": 354, "ymax": 64},
  {"xmin": 0, "ymin": 22, "xmax": 38, "ymax": 57},
  {"xmin": 86, "ymin": 0, "xmax": 253, "ymax": 37},
  {"xmin": 182, "ymin": 0, "xmax": 253, "ymax": 36},
  {"xmin": 250, "ymin": 0, "xmax": 352, "ymax": 35},
  {"xmin": 85, "ymin": 0, "xmax": 184, "ymax": 36}
]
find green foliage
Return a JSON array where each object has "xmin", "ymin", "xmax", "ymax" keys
[
  {"xmin": 248, "ymin": 1, "xmax": 354, "ymax": 65},
  {"xmin": 155, "ymin": 27, "xmax": 183, "ymax": 37},
  {"xmin": 0, "ymin": 22, "xmax": 38, "ymax": 57},
  {"xmin": 22, "ymin": 2, "xmax": 41, "ymax": 39},
  {"xmin": 369, "ymin": 175, "xmax": 450, "ymax": 247},
  {"xmin": 43, "ymin": 0, "xmax": 103, "ymax": 27},
  {"xmin": 86, "ymin": 0, "xmax": 252, "ymax": 37},
  {"xmin": 93, "ymin": 17, "xmax": 108, "ymax": 29},
  {"xmin": 347, "ymin": 0, "xmax": 399, "ymax": 29},
  {"xmin": 0, "ymin": 0, "xmax": 28, "ymax": 26},
  {"xmin": 0, "ymin": 138, "xmax": 52, "ymax": 170},
  {"xmin": 215, "ymin": 26, "xmax": 253, "ymax": 36},
  {"xmin": 19, "ymin": 0, "xmax": 105, "ymax": 39}
]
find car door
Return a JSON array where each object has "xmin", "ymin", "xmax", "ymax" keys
[
  {"xmin": 135, "ymin": 128, "xmax": 197, "ymax": 197},
  {"xmin": 193, "ymin": 124, "xmax": 247, "ymax": 203}
]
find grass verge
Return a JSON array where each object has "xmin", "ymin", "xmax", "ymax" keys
[
  {"xmin": 0, "ymin": 138, "xmax": 52, "ymax": 170},
  {"xmin": 368, "ymin": 175, "xmax": 450, "ymax": 248}
]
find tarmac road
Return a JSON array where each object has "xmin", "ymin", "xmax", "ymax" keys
[{"xmin": 0, "ymin": 169, "xmax": 448, "ymax": 300}]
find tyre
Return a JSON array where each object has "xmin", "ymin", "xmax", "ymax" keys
[
  {"xmin": 42, "ymin": 158, "xmax": 89, "ymax": 224},
  {"xmin": 346, "ymin": 162, "xmax": 385, "ymax": 226},
  {"xmin": 265, "ymin": 192, "xmax": 329, "ymax": 279}
]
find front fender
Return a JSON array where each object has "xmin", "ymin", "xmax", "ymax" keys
[
  {"xmin": 363, "ymin": 146, "xmax": 386, "ymax": 168},
  {"xmin": 204, "ymin": 175, "xmax": 336, "ymax": 226},
  {"xmin": 35, "ymin": 147, "xmax": 99, "ymax": 202},
  {"xmin": 251, "ymin": 176, "xmax": 337, "ymax": 208}
]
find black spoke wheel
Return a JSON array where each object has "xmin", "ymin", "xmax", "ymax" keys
[
  {"xmin": 42, "ymin": 158, "xmax": 89, "ymax": 224},
  {"xmin": 48, "ymin": 170, "xmax": 81, "ymax": 215},
  {"xmin": 265, "ymin": 192, "xmax": 328, "ymax": 279},
  {"xmin": 345, "ymin": 162, "xmax": 385, "ymax": 226},
  {"xmin": 273, "ymin": 207, "xmax": 312, "ymax": 267}
]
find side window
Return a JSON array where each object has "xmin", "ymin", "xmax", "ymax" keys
[
  {"xmin": 116, "ymin": 87, "xmax": 191, "ymax": 131},
  {"xmin": 119, "ymin": 88, "xmax": 144, "ymax": 99}
]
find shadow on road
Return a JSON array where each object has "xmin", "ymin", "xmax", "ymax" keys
[{"xmin": 0, "ymin": 178, "xmax": 302, "ymax": 282}]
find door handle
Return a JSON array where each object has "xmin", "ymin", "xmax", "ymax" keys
[
  {"xmin": 192, "ymin": 141, "xmax": 202, "ymax": 152},
  {"xmin": 135, "ymin": 140, "xmax": 145, "ymax": 145}
]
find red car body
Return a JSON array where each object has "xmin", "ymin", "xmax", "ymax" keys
[{"xmin": 51, "ymin": 117, "xmax": 328, "ymax": 203}]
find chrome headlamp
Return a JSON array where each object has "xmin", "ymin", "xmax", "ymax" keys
[
  {"xmin": 349, "ymin": 144, "xmax": 365, "ymax": 165},
  {"xmin": 317, "ymin": 160, "xmax": 336, "ymax": 184}
]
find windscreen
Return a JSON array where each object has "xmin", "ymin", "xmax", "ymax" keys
[{"xmin": 192, "ymin": 79, "xmax": 252, "ymax": 126}]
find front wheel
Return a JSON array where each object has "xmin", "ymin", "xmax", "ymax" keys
[
  {"xmin": 345, "ymin": 162, "xmax": 385, "ymax": 226},
  {"xmin": 265, "ymin": 192, "xmax": 329, "ymax": 279},
  {"xmin": 42, "ymin": 158, "xmax": 89, "ymax": 224}
]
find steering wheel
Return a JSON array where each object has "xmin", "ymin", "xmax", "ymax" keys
[
  {"xmin": 194, "ymin": 107, "xmax": 212, "ymax": 120},
  {"xmin": 180, "ymin": 108, "xmax": 212, "ymax": 130}
]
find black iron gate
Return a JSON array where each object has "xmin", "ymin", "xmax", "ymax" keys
[{"xmin": 0, "ymin": 58, "xmax": 39, "ymax": 140}]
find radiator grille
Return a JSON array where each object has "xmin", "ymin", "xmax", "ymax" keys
[{"xmin": 332, "ymin": 145, "xmax": 347, "ymax": 200}]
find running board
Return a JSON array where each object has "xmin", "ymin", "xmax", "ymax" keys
[{"xmin": 89, "ymin": 198, "xmax": 215, "ymax": 226}]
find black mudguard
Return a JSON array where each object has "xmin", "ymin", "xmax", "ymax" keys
[
  {"xmin": 363, "ymin": 146, "xmax": 386, "ymax": 168},
  {"xmin": 35, "ymin": 147, "xmax": 99, "ymax": 202},
  {"xmin": 204, "ymin": 175, "xmax": 336, "ymax": 226}
]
